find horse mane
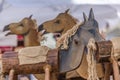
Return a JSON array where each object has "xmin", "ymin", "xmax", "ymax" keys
[{"xmin": 56, "ymin": 21, "xmax": 82, "ymax": 49}]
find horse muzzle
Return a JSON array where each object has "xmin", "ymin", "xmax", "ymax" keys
[{"xmin": 3, "ymin": 25, "xmax": 10, "ymax": 32}]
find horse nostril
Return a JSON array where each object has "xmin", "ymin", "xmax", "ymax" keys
[
  {"xmin": 56, "ymin": 34, "xmax": 61, "ymax": 37},
  {"xmin": 19, "ymin": 24, "xmax": 24, "ymax": 27},
  {"xmin": 54, "ymin": 33, "xmax": 61, "ymax": 38},
  {"xmin": 38, "ymin": 24, "xmax": 44, "ymax": 32}
]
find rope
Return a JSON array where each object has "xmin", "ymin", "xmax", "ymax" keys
[
  {"xmin": 56, "ymin": 22, "xmax": 82, "ymax": 49},
  {"xmin": 87, "ymin": 38, "xmax": 99, "ymax": 80}
]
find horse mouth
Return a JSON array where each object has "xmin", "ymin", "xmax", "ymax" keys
[
  {"xmin": 38, "ymin": 30, "xmax": 46, "ymax": 36},
  {"xmin": 5, "ymin": 32, "xmax": 14, "ymax": 36},
  {"xmin": 38, "ymin": 29, "xmax": 61, "ymax": 42},
  {"xmin": 39, "ymin": 28, "xmax": 64, "ymax": 35},
  {"xmin": 53, "ymin": 33, "xmax": 61, "ymax": 39},
  {"xmin": 3, "ymin": 25, "xmax": 10, "ymax": 32},
  {"xmin": 54, "ymin": 29, "xmax": 64, "ymax": 34}
]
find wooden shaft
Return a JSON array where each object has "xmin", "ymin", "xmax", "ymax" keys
[
  {"xmin": 104, "ymin": 63, "xmax": 111, "ymax": 80},
  {"xmin": 44, "ymin": 65, "xmax": 51, "ymax": 80},
  {"xmin": 112, "ymin": 59, "xmax": 120, "ymax": 80},
  {"xmin": 8, "ymin": 69, "xmax": 17, "ymax": 80},
  {"xmin": 0, "ymin": 75, "xmax": 5, "ymax": 80},
  {"xmin": 9, "ymin": 69, "xmax": 14, "ymax": 80},
  {"xmin": 13, "ymin": 75, "xmax": 17, "ymax": 80}
]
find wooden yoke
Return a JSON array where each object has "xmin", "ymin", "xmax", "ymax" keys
[
  {"xmin": 1, "ymin": 49, "xmax": 59, "ymax": 80},
  {"xmin": 96, "ymin": 41, "xmax": 112, "ymax": 62}
]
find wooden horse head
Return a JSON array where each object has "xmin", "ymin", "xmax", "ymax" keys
[
  {"xmin": 59, "ymin": 8, "xmax": 104, "ymax": 79},
  {"xmin": 3, "ymin": 15, "xmax": 40, "ymax": 47},
  {"xmin": 38, "ymin": 9, "xmax": 78, "ymax": 35}
]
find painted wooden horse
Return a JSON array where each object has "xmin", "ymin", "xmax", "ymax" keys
[
  {"xmin": 38, "ymin": 9, "xmax": 78, "ymax": 35},
  {"xmin": 3, "ymin": 15, "xmax": 40, "ymax": 80},
  {"xmin": 57, "ymin": 9, "xmax": 105, "ymax": 80},
  {"xmin": 3, "ymin": 15, "xmax": 40, "ymax": 47}
]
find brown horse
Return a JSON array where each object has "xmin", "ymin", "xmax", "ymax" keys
[
  {"xmin": 3, "ymin": 15, "xmax": 40, "ymax": 47},
  {"xmin": 38, "ymin": 9, "xmax": 78, "ymax": 35},
  {"xmin": 2, "ymin": 15, "xmax": 40, "ymax": 80}
]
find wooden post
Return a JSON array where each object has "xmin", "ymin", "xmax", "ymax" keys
[
  {"xmin": 104, "ymin": 63, "xmax": 111, "ymax": 80},
  {"xmin": 111, "ymin": 55, "xmax": 120, "ymax": 80},
  {"xmin": 13, "ymin": 75, "xmax": 18, "ymax": 80},
  {"xmin": 8, "ymin": 69, "xmax": 17, "ymax": 80},
  {"xmin": 43, "ymin": 64, "xmax": 51, "ymax": 80},
  {"xmin": 0, "ymin": 75, "xmax": 5, "ymax": 80}
]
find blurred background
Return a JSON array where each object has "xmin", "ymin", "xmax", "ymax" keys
[
  {"xmin": 0, "ymin": 0, "xmax": 119, "ymax": 30},
  {"xmin": 0, "ymin": 0, "xmax": 120, "ymax": 45}
]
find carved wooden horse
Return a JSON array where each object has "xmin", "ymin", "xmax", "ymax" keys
[
  {"xmin": 58, "ymin": 9, "xmax": 105, "ymax": 80},
  {"xmin": 3, "ymin": 15, "xmax": 40, "ymax": 47},
  {"xmin": 3, "ymin": 15, "xmax": 40, "ymax": 80},
  {"xmin": 38, "ymin": 9, "xmax": 77, "ymax": 35}
]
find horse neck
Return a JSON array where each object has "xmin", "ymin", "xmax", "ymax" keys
[{"xmin": 24, "ymin": 29, "xmax": 39, "ymax": 47}]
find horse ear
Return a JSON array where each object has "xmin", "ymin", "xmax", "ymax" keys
[
  {"xmin": 83, "ymin": 12, "xmax": 88, "ymax": 22},
  {"xmin": 29, "ymin": 15, "xmax": 33, "ymax": 19},
  {"xmin": 88, "ymin": 8, "xmax": 94, "ymax": 20},
  {"xmin": 65, "ymin": 9, "xmax": 70, "ymax": 14}
]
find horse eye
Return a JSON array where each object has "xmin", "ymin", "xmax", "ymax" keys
[
  {"xmin": 74, "ymin": 39, "xmax": 79, "ymax": 45},
  {"xmin": 55, "ymin": 20, "xmax": 60, "ymax": 24},
  {"xmin": 19, "ymin": 24, "xmax": 24, "ymax": 27}
]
